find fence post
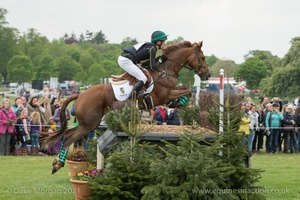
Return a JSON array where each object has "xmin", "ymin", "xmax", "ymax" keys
[{"xmin": 219, "ymin": 69, "xmax": 224, "ymax": 134}]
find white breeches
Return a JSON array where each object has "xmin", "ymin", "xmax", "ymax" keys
[{"xmin": 118, "ymin": 56, "xmax": 147, "ymax": 84}]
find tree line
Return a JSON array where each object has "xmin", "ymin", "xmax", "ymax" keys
[{"xmin": 0, "ymin": 8, "xmax": 299, "ymax": 98}]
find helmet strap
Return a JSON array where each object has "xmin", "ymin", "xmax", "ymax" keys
[{"xmin": 156, "ymin": 41, "xmax": 163, "ymax": 49}]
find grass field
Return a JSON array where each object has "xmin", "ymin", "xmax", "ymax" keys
[
  {"xmin": 252, "ymin": 153, "xmax": 300, "ymax": 200},
  {"xmin": 0, "ymin": 153, "xmax": 299, "ymax": 200},
  {"xmin": 0, "ymin": 156, "xmax": 74, "ymax": 200}
]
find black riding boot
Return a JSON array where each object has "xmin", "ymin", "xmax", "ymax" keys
[{"xmin": 129, "ymin": 80, "xmax": 144, "ymax": 99}]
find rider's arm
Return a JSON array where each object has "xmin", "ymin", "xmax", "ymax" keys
[{"xmin": 149, "ymin": 46, "xmax": 158, "ymax": 70}]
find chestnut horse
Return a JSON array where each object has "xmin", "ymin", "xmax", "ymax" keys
[{"xmin": 44, "ymin": 41, "xmax": 210, "ymax": 173}]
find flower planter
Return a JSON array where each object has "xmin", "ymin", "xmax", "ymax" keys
[
  {"xmin": 66, "ymin": 160, "xmax": 92, "ymax": 176},
  {"xmin": 70, "ymin": 179, "xmax": 92, "ymax": 200}
]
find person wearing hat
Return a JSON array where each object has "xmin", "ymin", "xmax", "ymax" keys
[
  {"xmin": 118, "ymin": 31, "xmax": 168, "ymax": 98},
  {"xmin": 282, "ymin": 104, "xmax": 297, "ymax": 153},
  {"xmin": 265, "ymin": 103, "xmax": 284, "ymax": 154}
]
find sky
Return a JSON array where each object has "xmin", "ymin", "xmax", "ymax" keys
[{"xmin": 1, "ymin": 0, "xmax": 300, "ymax": 64}]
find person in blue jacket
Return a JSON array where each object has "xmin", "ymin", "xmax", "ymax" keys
[{"xmin": 265, "ymin": 103, "xmax": 284, "ymax": 154}]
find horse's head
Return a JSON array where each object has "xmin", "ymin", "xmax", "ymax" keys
[
  {"xmin": 162, "ymin": 41, "xmax": 210, "ymax": 81},
  {"xmin": 186, "ymin": 41, "xmax": 210, "ymax": 81}
]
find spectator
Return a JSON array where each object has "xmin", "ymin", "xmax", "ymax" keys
[
  {"xmin": 248, "ymin": 105, "xmax": 258, "ymax": 154},
  {"xmin": 265, "ymin": 103, "xmax": 284, "ymax": 154},
  {"xmin": 46, "ymin": 116, "xmax": 61, "ymax": 155},
  {"xmin": 153, "ymin": 105, "xmax": 168, "ymax": 125},
  {"xmin": 282, "ymin": 104, "xmax": 297, "ymax": 153},
  {"xmin": 167, "ymin": 108, "xmax": 181, "ymax": 125},
  {"xmin": 20, "ymin": 96, "xmax": 27, "ymax": 109},
  {"xmin": 15, "ymin": 109, "xmax": 31, "ymax": 156},
  {"xmin": 270, "ymin": 97, "xmax": 283, "ymax": 112},
  {"xmin": 27, "ymin": 96, "xmax": 46, "ymax": 125},
  {"xmin": 12, "ymin": 97, "xmax": 24, "ymax": 118},
  {"xmin": 30, "ymin": 111, "xmax": 42, "ymax": 156},
  {"xmin": 53, "ymin": 99, "xmax": 71, "ymax": 130},
  {"xmin": 51, "ymin": 92, "xmax": 60, "ymax": 110},
  {"xmin": 252, "ymin": 105, "xmax": 265, "ymax": 153},
  {"xmin": 261, "ymin": 96, "xmax": 270, "ymax": 110},
  {"xmin": 238, "ymin": 105, "xmax": 251, "ymax": 155},
  {"xmin": 264, "ymin": 103, "xmax": 273, "ymax": 152},
  {"xmin": 0, "ymin": 98, "xmax": 17, "ymax": 155},
  {"xmin": 41, "ymin": 95, "xmax": 55, "ymax": 124}
]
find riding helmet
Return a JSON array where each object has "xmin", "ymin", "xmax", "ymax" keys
[{"xmin": 151, "ymin": 31, "xmax": 168, "ymax": 43}]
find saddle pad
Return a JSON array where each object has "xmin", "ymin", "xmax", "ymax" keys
[
  {"xmin": 111, "ymin": 78, "xmax": 154, "ymax": 101},
  {"xmin": 111, "ymin": 81, "xmax": 132, "ymax": 101}
]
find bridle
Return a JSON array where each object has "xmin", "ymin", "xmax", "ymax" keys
[{"xmin": 162, "ymin": 46, "xmax": 209, "ymax": 80}]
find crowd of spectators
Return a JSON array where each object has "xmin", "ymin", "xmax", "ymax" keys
[
  {"xmin": 0, "ymin": 91, "xmax": 78, "ymax": 156},
  {"xmin": 240, "ymin": 96, "xmax": 300, "ymax": 155}
]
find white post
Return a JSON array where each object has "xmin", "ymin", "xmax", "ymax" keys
[
  {"xmin": 96, "ymin": 144, "xmax": 104, "ymax": 169},
  {"xmin": 219, "ymin": 69, "xmax": 224, "ymax": 134},
  {"xmin": 193, "ymin": 74, "xmax": 201, "ymax": 106}
]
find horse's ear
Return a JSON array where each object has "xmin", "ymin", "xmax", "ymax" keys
[{"xmin": 199, "ymin": 41, "xmax": 203, "ymax": 48}]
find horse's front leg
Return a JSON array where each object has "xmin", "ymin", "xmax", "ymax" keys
[{"xmin": 166, "ymin": 85, "xmax": 191, "ymax": 102}]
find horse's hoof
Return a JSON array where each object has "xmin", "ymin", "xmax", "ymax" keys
[
  {"xmin": 52, "ymin": 158, "xmax": 58, "ymax": 166},
  {"xmin": 52, "ymin": 166, "xmax": 58, "ymax": 174},
  {"xmin": 51, "ymin": 161, "xmax": 64, "ymax": 174}
]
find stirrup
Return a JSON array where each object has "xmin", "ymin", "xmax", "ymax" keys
[{"xmin": 142, "ymin": 94, "xmax": 154, "ymax": 110}]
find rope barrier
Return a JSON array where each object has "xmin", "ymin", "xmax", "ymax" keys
[{"xmin": 12, "ymin": 124, "xmax": 79, "ymax": 128}]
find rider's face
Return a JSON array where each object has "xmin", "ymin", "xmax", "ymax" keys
[{"xmin": 157, "ymin": 41, "xmax": 166, "ymax": 50}]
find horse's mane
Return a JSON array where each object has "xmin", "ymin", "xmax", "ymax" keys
[
  {"xmin": 163, "ymin": 41, "xmax": 192, "ymax": 55},
  {"xmin": 140, "ymin": 41, "xmax": 193, "ymax": 67}
]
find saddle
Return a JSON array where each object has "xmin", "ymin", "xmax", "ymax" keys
[
  {"xmin": 110, "ymin": 68, "xmax": 154, "ymax": 110},
  {"xmin": 110, "ymin": 68, "xmax": 152, "ymax": 88}
]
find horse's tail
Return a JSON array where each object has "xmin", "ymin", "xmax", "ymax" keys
[{"xmin": 42, "ymin": 94, "xmax": 79, "ymax": 148}]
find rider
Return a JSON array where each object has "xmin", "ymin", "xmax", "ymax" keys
[{"xmin": 118, "ymin": 30, "xmax": 168, "ymax": 98}]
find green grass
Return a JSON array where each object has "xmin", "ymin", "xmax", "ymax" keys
[
  {"xmin": 1, "ymin": 153, "xmax": 299, "ymax": 199},
  {"xmin": 252, "ymin": 153, "xmax": 300, "ymax": 200},
  {"xmin": 0, "ymin": 156, "xmax": 74, "ymax": 200}
]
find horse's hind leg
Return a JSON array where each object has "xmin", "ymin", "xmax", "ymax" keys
[
  {"xmin": 51, "ymin": 125, "xmax": 96, "ymax": 174},
  {"xmin": 63, "ymin": 125, "xmax": 96, "ymax": 149}
]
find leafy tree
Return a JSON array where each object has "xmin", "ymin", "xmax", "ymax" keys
[
  {"xmin": 166, "ymin": 36, "xmax": 184, "ymax": 45},
  {"xmin": 210, "ymin": 59, "xmax": 238, "ymax": 77},
  {"xmin": 0, "ymin": 28, "xmax": 20, "ymax": 82},
  {"xmin": 79, "ymin": 51, "xmax": 97, "ymax": 71},
  {"xmin": 234, "ymin": 57, "xmax": 267, "ymax": 90},
  {"xmin": 244, "ymin": 50, "xmax": 280, "ymax": 75},
  {"xmin": 92, "ymin": 30, "xmax": 108, "ymax": 44},
  {"xmin": 74, "ymin": 69, "xmax": 88, "ymax": 85},
  {"xmin": 18, "ymin": 28, "xmax": 49, "ymax": 66},
  {"xmin": 86, "ymin": 63, "xmax": 105, "ymax": 85},
  {"xmin": 7, "ymin": 55, "xmax": 35, "ymax": 84},
  {"xmin": 280, "ymin": 37, "xmax": 300, "ymax": 67},
  {"xmin": 53, "ymin": 56, "xmax": 81, "ymax": 82},
  {"xmin": 36, "ymin": 55, "xmax": 58, "ymax": 80},
  {"xmin": 0, "ymin": 9, "xmax": 20, "ymax": 82},
  {"xmin": 78, "ymin": 33, "xmax": 85, "ymax": 43},
  {"xmin": 259, "ymin": 37, "xmax": 300, "ymax": 98},
  {"xmin": 260, "ymin": 65, "xmax": 300, "ymax": 98},
  {"xmin": 206, "ymin": 54, "xmax": 218, "ymax": 67},
  {"xmin": 86, "ymin": 30, "xmax": 93, "ymax": 41},
  {"xmin": 0, "ymin": 8, "xmax": 8, "ymax": 26},
  {"xmin": 121, "ymin": 37, "xmax": 138, "ymax": 47}
]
